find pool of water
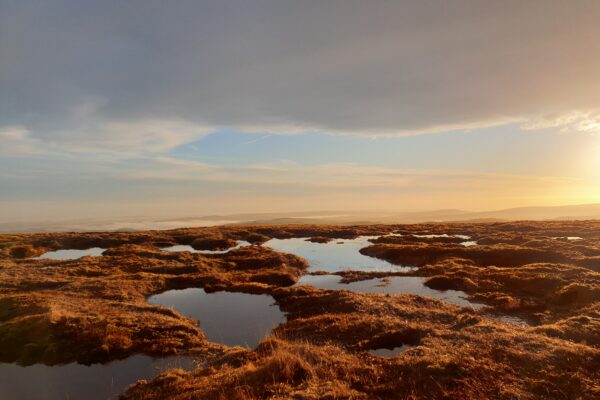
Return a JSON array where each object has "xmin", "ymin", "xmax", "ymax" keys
[
  {"xmin": 411, "ymin": 234, "xmax": 476, "ymax": 246},
  {"xmin": 413, "ymin": 233, "xmax": 471, "ymax": 240},
  {"xmin": 296, "ymin": 275, "xmax": 483, "ymax": 309},
  {"xmin": 161, "ymin": 240, "xmax": 252, "ymax": 254},
  {"xmin": 264, "ymin": 236, "xmax": 414, "ymax": 272},
  {"xmin": 148, "ymin": 288, "xmax": 285, "ymax": 348},
  {"xmin": 0, "ymin": 355, "xmax": 194, "ymax": 400},
  {"xmin": 35, "ymin": 247, "xmax": 106, "ymax": 260},
  {"xmin": 369, "ymin": 345, "xmax": 414, "ymax": 357}
]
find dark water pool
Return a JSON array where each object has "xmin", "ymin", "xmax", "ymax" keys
[
  {"xmin": 148, "ymin": 288, "xmax": 285, "ymax": 348},
  {"xmin": 0, "ymin": 355, "xmax": 194, "ymax": 400}
]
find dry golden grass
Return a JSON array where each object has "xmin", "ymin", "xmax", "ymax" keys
[
  {"xmin": 0, "ymin": 221, "xmax": 599, "ymax": 398},
  {"xmin": 0, "ymin": 242, "xmax": 307, "ymax": 365},
  {"xmin": 125, "ymin": 288, "xmax": 600, "ymax": 399}
]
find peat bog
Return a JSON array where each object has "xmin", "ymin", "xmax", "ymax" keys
[{"xmin": 1, "ymin": 221, "xmax": 599, "ymax": 399}]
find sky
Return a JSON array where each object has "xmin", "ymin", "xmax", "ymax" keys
[{"xmin": 1, "ymin": 1, "xmax": 600, "ymax": 224}]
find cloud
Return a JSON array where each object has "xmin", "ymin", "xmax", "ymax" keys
[
  {"xmin": 58, "ymin": 118, "xmax": 214, "ymax": 154},
  {"xmin": 110, "ymin": 158, "xmax": 580, "ymax": 193},
  {"xmin": 521, "ymin": 110, "xmax": 600, "ymax": 134},
  {"xmin": 3, "ymin": 145, "xmax": 596, "ymax": 224},
  {"xmin": 1, "ymin": 0, "xmax": 599, "ymax": 151},
  {"xmin": 119, "ymin": 156, "xmax": 214, "ymax": 181},
  {"xmin": 0, "ymin": 126, "xmax": 40, "ymax": 154},
  {"xmin": 1, "ymin": 104, "xmax": 214, "ymax": 155}
]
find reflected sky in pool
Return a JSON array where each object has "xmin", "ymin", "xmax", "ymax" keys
[
  {"xmin": 35, "ymin": 247, "xmax": 106, "ymax": 260},
  {"xmin": 161, "ymin": 241, "xmax": 251, "ymax": 254},
  {"xmin": 369, "ymin": 345, "xmax": 414, "ymax": 357},
  {"xmin": 264, "ymin": 236, "xmax": 414, "ymax": 272},
  {"xmin": 296, "ymin": 274, "xmax": 483, "ymax": 309}
]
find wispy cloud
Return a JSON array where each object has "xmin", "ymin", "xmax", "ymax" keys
[
  {"xmin": 110, "ymin": 158, "xmax": 582, "ymax": 193},
  {"xmin": 521, "ymin": 110, "xmax": 600, "ymax": 134},
  {"xmin": 243, "ymin": 134, "xmax": 272, "ymax": 145},
  {"xmin": 0, "ymin": 126, "xmax": 41, "ymax": 155}
]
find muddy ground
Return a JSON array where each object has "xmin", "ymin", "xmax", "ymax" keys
[{"xmin": 1, "ymin": 221, "xmax": 599, "ymax": 399}]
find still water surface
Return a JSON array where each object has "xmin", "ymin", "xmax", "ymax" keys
[
  {"xmin": 369, "ymin": 345, "xmax": 414, "ymax": 357},
  {"xmin": 296, "ymin": 274, "xmax": 482, "ymax": 308},
  {"xmin": 0, "ymin": 355, "xmax": 194, "ymax": 400},
  {"xmin": 264, "ymin": 236, "xmax": 414, "ymax": 272},
  {"xmin": 148, "ymin": 288, "xmax": 285, "ymax": 348},
  {"xmin": 35, "ymin": 247, "xmax": 106, "ymax": 260},
  {"xmin": 161, "ymin": 241, "xmax": 251, "ymax": 254}
]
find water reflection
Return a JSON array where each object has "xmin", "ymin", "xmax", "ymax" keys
[
  {"xmin": 296, "ymin": 275, "xmax": 482, "ymax": 309},
  {"xmin": 369, "ymin": 345, "xmax": 414, "ymax": 357},
  {"xmin": 0, "ymin": 355, "xmax": 194, "ymax": 400},
  {"xmin": 148, "ymin": 288, "xmax": 284, "ymax": 348},
  {"xmin": 161, "ymin": 241, "xmax": 251, "ymax": 254},
  {"xmin": 264, "ymin": 236, "xmax": 414, "ymax": 272},
  {"xmin": 35, "ymin": 247, "xmax": 106, "ymax": 260},
  {"xmin": 413, "ymin": 233, "xmax": 471, "ymax": 240}
]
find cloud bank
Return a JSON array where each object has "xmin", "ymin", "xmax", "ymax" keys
[{"xmin": 1, "ymin": 0, "xmax": 600, "ymax": 154}]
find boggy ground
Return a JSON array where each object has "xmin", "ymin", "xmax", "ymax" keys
[
  {"xmin": 1, "ymin": 221, "xmax": 600, "ymax": 398},
  {"xmin": 125, "ymin": 288, "xmax": 600, "ymax": 399},
  {"xmin": 0, "ymin": 244, "xmax": 308, "ymax": 365}
]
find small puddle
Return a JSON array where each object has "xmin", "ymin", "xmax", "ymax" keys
[
  {"xmin": 409, "ymin": 234, "xmax": 476, "ymax": 246},
  {"xmin": 413, "ymin": 234, "xmax": 471, "ymax": 240},
  {"xmin": 264, "ymin": 236, "xmax": 414, "ymax": 272},
  {"xmin": 369, "ymin": 345, "xmax": 414, "ymax": 357},
  {"xmin": 0, "ymin": 355, "xmax": 194, "ymax": 400},
  {"xmin": 148, "ymin": 288, "xmax": 285, "ymax": 348},
  {"xmin": 35, "ymin": 247, "xmax": 106, "ymax": 260},
  {"xmin": 296, "ymin": 275, "xmax": 483, "ymax": 309},
  {"xmin": 161, "ymin": 241, "xmax": 251, "ymax": 254}
]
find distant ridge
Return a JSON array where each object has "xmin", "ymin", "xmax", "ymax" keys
[{"xmin": 245, "ymin": 204, "xmax": 600, "ymax": 225}]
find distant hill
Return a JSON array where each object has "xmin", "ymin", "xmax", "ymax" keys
[
  {"xmin": 443, "ymin": 203, "xmax": 600, "ymax": 222},
  {"xmin": 246, "ymin": 204, "xmax": 600, "ymax": 225}
]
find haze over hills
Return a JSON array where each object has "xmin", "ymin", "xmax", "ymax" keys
[
  {"xmin": 3, "ymin": 203, "xmax": 600, "ymax": 233},
  {"xmin": 244, "ymin": 203, "xmax": 600, "ymax": 225}
]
